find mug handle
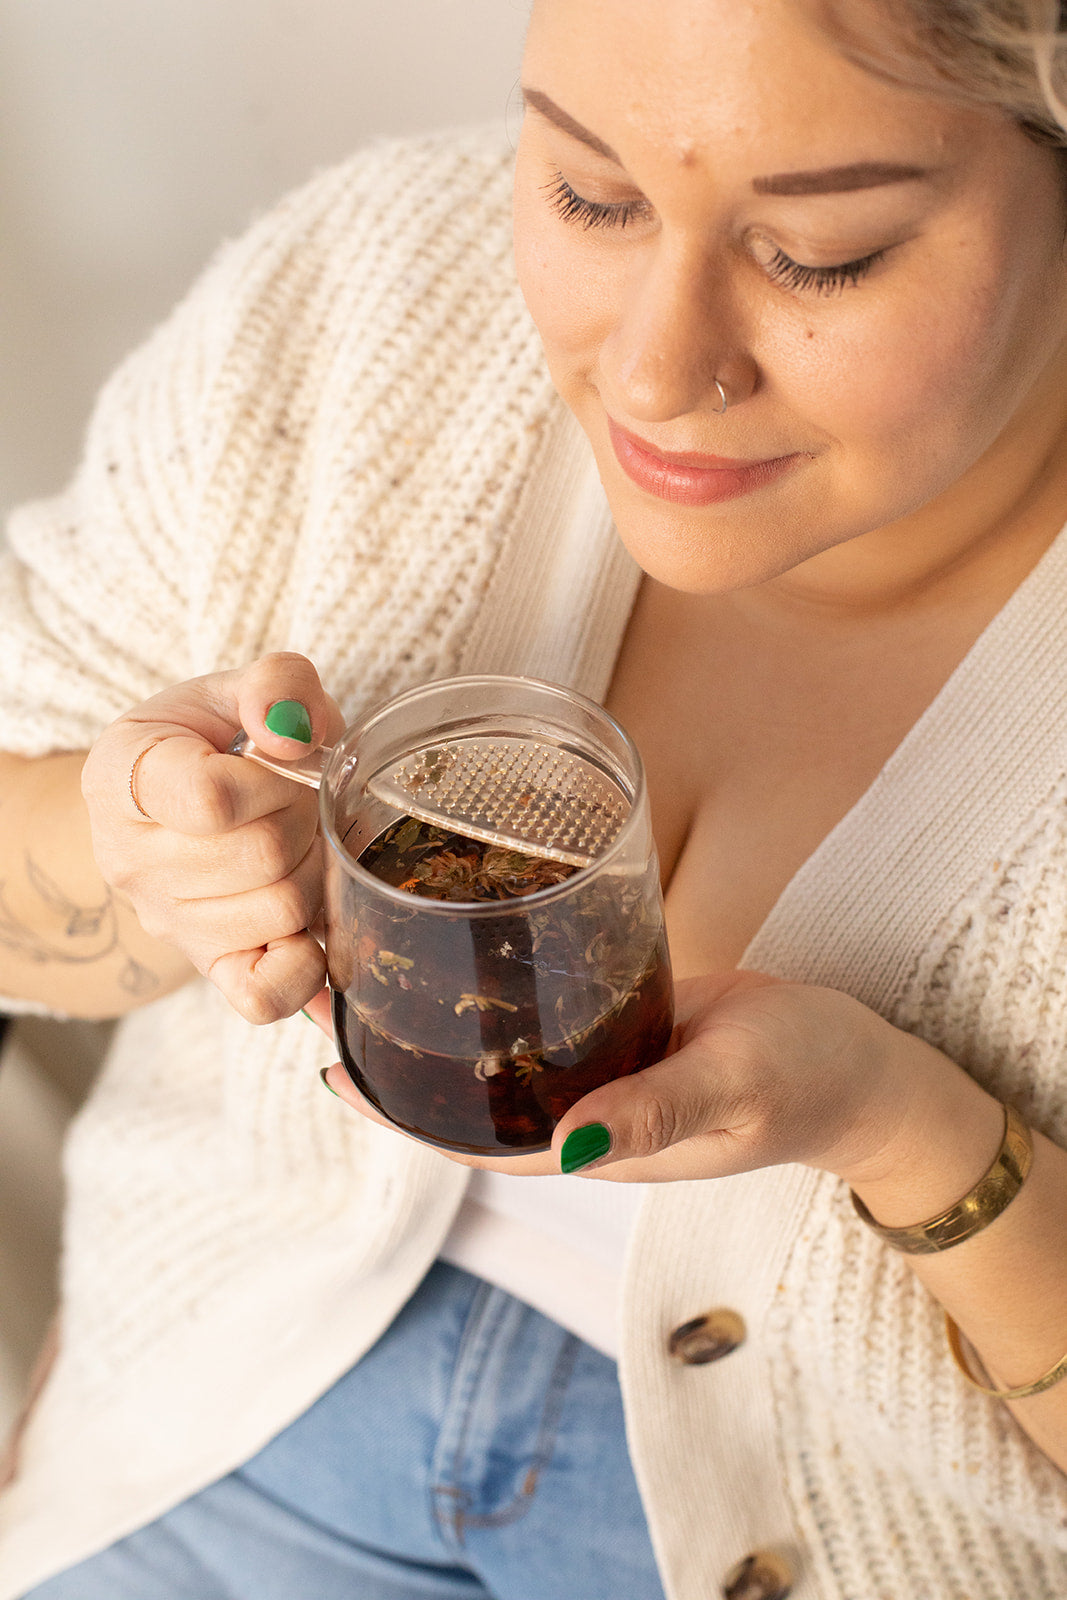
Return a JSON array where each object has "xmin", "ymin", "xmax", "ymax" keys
[{"xmin": 227, "ymin": 728, "xmax": 334, "ymax": 790}]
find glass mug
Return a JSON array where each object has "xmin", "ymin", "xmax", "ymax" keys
[{"xmin": 233, "ymin": 675, "xmax": 674, "ymax": 1155}]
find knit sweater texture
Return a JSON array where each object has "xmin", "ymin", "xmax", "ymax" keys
[{"xmin": 2, "ymin": 127, "xmax": 1067, "ymax": 1600}]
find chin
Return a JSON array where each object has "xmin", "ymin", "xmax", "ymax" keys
[
  {"xmin": 610, "ymin": 521, "xmax": 799, "ymax": 594},
  {"xmin": 601, "ymin": 478, "xmax": 822, "ymax": 594}
]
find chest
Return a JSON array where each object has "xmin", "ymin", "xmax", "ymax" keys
[{"xmin": 604, "ymin": 580, "xmax": 984, "ymax": 980}]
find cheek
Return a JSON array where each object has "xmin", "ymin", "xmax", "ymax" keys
[
  {"xmin": 795, "ymin": 307, "xmax": 985, "ymax": 468},
  {"xmin": 784, "ymin": 247, "xmax": 1067, "ymax": 484}
]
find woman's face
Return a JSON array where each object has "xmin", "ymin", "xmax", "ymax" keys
[{"xmin": 513, "ymin": 0, "xmax": 1067, "ymax": 594}]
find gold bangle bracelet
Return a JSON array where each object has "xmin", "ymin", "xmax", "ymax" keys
[
  {"xmin": 850, "ymin": 1103, "xmax": 1032, "ymax": 1255},
  {"xmin": 946, "ymin": 1314, "xmax": 1067, "ymax": 1401}
]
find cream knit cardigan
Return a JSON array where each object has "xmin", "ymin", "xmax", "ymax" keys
[{"xmin": 2, "ymin": 127, "xmax": 1067, "ymax": 1600}]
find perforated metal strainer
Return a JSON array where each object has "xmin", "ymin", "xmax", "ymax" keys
[
  {"xmin": 365, "ymin": 736, "xmax": 629, "ymax": 867},
  {"xmin": 228, "ymin": 674, "xmax": 637, "ymax": 872}
]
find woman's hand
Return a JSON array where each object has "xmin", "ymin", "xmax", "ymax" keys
[
  {"xmin": 314, "ymin": 970, "xmax": 992, "ymax": 1184},
  {"xmin": 81, "ymin": 653, "xmax": 344, "ymax": 1024},
  {"xmin": 312, "ymin": 968, "xmax": 1067, "ymax": 1477}
]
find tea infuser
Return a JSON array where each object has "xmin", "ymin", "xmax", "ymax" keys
[{"xmin": 228, "ymin": 729, "xmax": 630, "ymax": 868}]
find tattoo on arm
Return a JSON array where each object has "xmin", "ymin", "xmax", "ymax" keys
[
  {"xmin": 119, "ymin": 956, "xmax": 159, "ymax": 996},
  {"xmin": 0, "ymin": 853, "xmax": 159, "ymax": 995}
]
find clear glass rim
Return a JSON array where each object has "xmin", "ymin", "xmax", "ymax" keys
[{"xmin": 319, "ymin": 673, "xmax": 650, "ymax": 917}]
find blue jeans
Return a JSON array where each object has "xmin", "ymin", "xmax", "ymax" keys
[{"xmin": 23, "ymin": 1262, "xmax": 667, "ymax": 1600}]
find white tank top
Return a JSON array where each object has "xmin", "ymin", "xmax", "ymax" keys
[{"xmin": 438, "ymin": 1168, "xmax": 646, "ymax": 1357}]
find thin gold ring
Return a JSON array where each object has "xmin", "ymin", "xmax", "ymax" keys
[
  {"xmin": 129, "ymin": 741, "xmax": 163, "ymax": 822},
  {"xmin": 713, "ymin": 378, "xmax": 728, "ymax": 414}
]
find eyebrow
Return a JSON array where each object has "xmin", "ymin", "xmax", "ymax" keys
[
  {"xmin": 522, "ymin": 89, "xmax": 622, "ymax": 165},
  {"xmin": 522, "ymin": 89, "xmax": 931, "ymax": 197},
  {"xmin": 752, "ymin": 162, "xmax": 930, "ymax": 195}
]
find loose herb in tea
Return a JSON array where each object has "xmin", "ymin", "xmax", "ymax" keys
[
  {"xmin": 331, "ymin": 814, "xmax": 674, "ymax": 1155},
  {"xmin": 359, "ymin": 815, "xmax": 578, "ymax": 900}
]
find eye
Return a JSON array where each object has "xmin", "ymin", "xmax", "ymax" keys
[
  {"xmin": 542, "ymin": 170, "xmax": 889, "ymax": 289},
  {"xmin": 763, "ymin": 244, "xmax": 887, "ymax": 295},
  {"xmin": 543, "ymin": 170, "xmax": 649, "ymax": 231}
]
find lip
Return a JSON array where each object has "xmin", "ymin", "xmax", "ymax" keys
[{"xmin": 608, "ymin": 418, "xmax": 802, "ymax": 506}]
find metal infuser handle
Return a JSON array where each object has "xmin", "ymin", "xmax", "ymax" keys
[{"xmin": 227, "ymin": 729, "xmax": 331, "ymax": 789}]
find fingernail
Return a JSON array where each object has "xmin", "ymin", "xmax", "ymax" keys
[
  {"xmin": 265, "ymin": 700, "xmax": 312, "ymax": 743},
  {"xmin": 319, "ymin": 1066, "xmax": 343, "ymax": 1099},
  {"xmin": 560, "ymin": 1122, "xmax": 611, "ymax": 1174}
]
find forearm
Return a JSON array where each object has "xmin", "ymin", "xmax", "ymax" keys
[
  {"xmin": 845, "ymin": 1034, "xmax": 1067, "ymax": 1472},
  {"xmin": 0, "ymin": 751, "xmax": 194, "ymax": 1018}
]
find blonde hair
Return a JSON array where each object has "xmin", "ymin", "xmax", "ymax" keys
[{"xmin": 820, "ymin": 1, "xmax": 1067, "ymax": 144}]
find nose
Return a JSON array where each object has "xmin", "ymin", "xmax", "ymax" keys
[{"xmin": 600, "ymin": 240, "xmax": 755, "ymax": 423}]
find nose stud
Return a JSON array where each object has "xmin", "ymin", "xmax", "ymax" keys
[{"xmin": 713, "ymin": 378, "xmax": 728, "ymax": 414}]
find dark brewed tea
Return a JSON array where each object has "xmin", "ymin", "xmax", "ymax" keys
[{"xmin": 331, "ymin": 816, "xmax": 674, "ymax": 1155}]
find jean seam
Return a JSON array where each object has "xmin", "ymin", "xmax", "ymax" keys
[
  {"xmin": 430, "ymin": 1290, "xmax": 581, "ymax": 1545},
  {"xmin": 450, "ymin": 1332, "xmax": 579, "ymax": 1532},
  {"xmin": 429, "ymin": 1281, "xmax": 506, "ymax": 1549}
]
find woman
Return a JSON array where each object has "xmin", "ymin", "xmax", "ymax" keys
[{"xmin": 2, "ymin": 1, "xmax": 1067, "ymax": 1595}]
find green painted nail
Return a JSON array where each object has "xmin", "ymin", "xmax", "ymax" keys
[
  {"xmin": 265, "ymin": 700, "xmax": 312, "ymax": 743},
  {"xmin": 560, "ymin": 1123, "xmax": 611, "ymax": 1174},
  {"xmin": 319, "ymin": 1066, "xmax": 342, "ymax": 1099}
]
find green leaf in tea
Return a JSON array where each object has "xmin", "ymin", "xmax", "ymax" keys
[{"xmin": 360, "ymin": 816, "xmax": 577, "ymax": 902}]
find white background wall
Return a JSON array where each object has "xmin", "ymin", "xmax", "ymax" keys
[
  {"xmin": 0, "ymin": 0, "xmax": 529, "ymax": 521},
  {"xmin": 0, "ymin": 0, "xmax": 528, "ymax": 1437}
]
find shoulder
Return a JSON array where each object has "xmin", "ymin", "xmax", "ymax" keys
[
  {"xmin": 123, "ymin": 122, "xmax": 527, "ymax": 446},
  {"xmin": 271, "ymin": 122, "xmax": 517, "ymax": 233},
  {"xmin": 75, "ymin": 122, "xmax": 528, "ymax": 507},
  {"xmin": 191, "ymin": 124, "xmax": 518, "ymax": 338}
]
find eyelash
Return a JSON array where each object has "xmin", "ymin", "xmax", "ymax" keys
[
  {"xmin": 762, "ymin": 245, "xmax": 885, "ymax": 295},
  {"xmin": 543, "ymin": 171, "xmax": 887, "ymax": 294},
  {"xmin": 543, "ymin": 172, "xmax": 647, "ymax": 230}
]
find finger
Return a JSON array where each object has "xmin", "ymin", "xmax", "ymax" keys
[
  {"xmin": 547, "ymin": 976, "xmax": 784, "ymax": 1179},
  {"xmin": 235, "ymin": 652, "xmax": 341, "ymax": 758},
  {"xmin": 320, "ymin": 1062, "xmax": 397, "ymax": 1127},
  {"xmin": 550, "ymin": 1042, "xmax": 747, "ymax": 1179},
  {"xmin": 301, "ymin": 986, "xmax": 334, "ymax": 1038},
  {"xmin": 209, "ymin": 932, "xmax": 328, "ymax": 1025},
  {"xmin": 124, "ymin": 652, "xmax": 338, "ymax": 756},
  {"xmin": 88, "ymin": 653, "xmax": 341, "ymax": 832},
  {"xmin": 125, "ymin": 736, "xmax": 316, "ymax": 836},
  {"xmin": 318, "ymin": 1063, "xmax": 561, "ymax": 1173},
  {"xmin": 146, "ymin": 793, "xmax": 321, "ymax": 894},
  {"xmin": 141, "ymin": 839, "xmax": 324, "ymax": 955}
]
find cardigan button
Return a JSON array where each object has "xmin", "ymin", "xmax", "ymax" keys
[
  {"xmin": 667, "ymin": 1309, "xmax": 746, "ymax": 1365},
  {"xmin": 721, "ymin": 1550, "xmax": 794, "ymax": 1599}
]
